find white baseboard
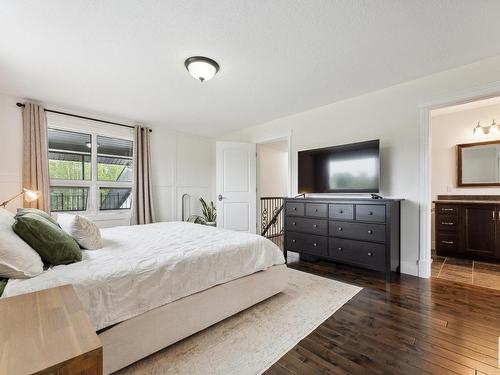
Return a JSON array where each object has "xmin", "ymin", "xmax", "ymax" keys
[
  {"xmin": 417, "ymin": 259, "xmax": 431, "ymax": 279},
  {"xmin": 400, "ymin": 260, "xmax": 419, "ymax": 277}
]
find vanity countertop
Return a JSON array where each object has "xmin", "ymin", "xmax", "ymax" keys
[{"xmin": 433, "ymin": 200, "xmax": 500, "ymax": 205}]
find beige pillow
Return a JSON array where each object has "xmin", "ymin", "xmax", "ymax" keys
[{"xmin": 57, "ymin": 214, "xmax": 103, "ymax": 250}]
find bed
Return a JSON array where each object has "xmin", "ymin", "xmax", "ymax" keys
[{"xmin": 2, "ymin": 221, "xmax": 287, "ymax": 373}]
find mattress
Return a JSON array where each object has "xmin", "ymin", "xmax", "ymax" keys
[{"xmin": 3, "ymin": 222, "xmax": 285, "ymax": 330}]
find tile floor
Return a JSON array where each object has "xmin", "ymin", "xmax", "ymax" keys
[{"xmin": 432, "ymin": 253, "xmax": 500, "ymax": 291}]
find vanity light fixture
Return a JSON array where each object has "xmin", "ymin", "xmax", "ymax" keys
[
  {"xmin": 473, "ymin": 120, "xmax": 500, "ymax": 136},
  {"xmin": 490, "ymin": 119, "xmax": 499, "ymax": 133},
  {"xmin": 473, "ymin": 122, "xmax": 483, "ymax": 136},
  {"xmin": 184, "ymin": 56, "xmax": 220, "ymax": 82}
]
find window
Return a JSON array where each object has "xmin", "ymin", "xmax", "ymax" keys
[
  {"xmin": 48, "ymin": 121, "xmax": 133, "ymax": 214},
  {"xmin": 48, "ymin": 129, "xmax": 91, "ymax": 181},
  {"xmin": 50, "ymin": 187, "xmax": 89, "ymax": 212},
  {"xmin": 97, "ymin": 136, "xmax": 133, "ymax": 182}
]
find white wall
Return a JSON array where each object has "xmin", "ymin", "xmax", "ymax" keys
[
  {"xmin": 220, "ymin": 54, "xmax": 500, "ymax": 276},
  {"xmin": 257, "ymin": 142, "xmax": 288, "ymax": 198},
  {"xmin": 431, "ymin": 102, "xmax": 500, "ymax": 198},
  {"xmin": 151, "ymin": 128, "xmax": 215, "ymax": 222},
  {"xmin": 0, "ymin": 92, "xmax": 215, "ymax": 225},
  {"xmin": 0, "ymin": 93, "xmax": 23, "ymax": 212}
]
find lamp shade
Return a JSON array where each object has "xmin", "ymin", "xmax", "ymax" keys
[
  {"xmin": 184, "ymin": 56, "xmax": 220, "ymax": 82},
  {"xmin": 23, "ymin": 189, "xmax": 40, "ymax": 202}
]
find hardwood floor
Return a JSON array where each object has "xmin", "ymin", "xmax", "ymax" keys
[
  {"xmin": 432, "ymin": 255, "xmax": 500, "ymax": 292},
  {"xmin": 265, "ymin": 251, "xmax": 500, "ymax": 375}
]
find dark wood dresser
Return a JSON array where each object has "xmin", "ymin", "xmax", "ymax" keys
[
  {"xmin": 434, "ymin": 196, "xmax": 500, "ymax": 260},
  {"xmin": 284, "ymin": 197, "xmax": 402, "ymax": 279}
]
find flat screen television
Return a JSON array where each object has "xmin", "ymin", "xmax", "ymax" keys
[{"xmin": 298, "ymin": 140, "xmax": 380, "ymax": 193}]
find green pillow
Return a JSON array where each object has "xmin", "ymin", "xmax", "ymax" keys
[
  {"xmin": 0, "ymin": 278, "xmax": 7, "ymax": 297},
  {"xmin": 16, "ymin": 208, "xmax": 59, "ymax": 226},
  {"xmin": 13, "ymin": 213, "xmax": 82, "ymax": 265}
]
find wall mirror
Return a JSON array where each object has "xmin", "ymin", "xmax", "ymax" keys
[{"xmin": 458, "ymin": 140, "xmax": 500, "ymax": 187}]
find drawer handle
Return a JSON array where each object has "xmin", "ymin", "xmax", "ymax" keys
[
  {"xmin": 367, "ymin": 252, "xmax": 373, "ymax": 256},
  {"xmin": 441, "ymin": 222, "xmax": 454, "ymax": 225},
  {"xmin": 367, "ymin": 230, "xmax": 373, "ymax": 234},
  {"xmin": 292, "ymin": 222, "xmax": 296, "ymax": 225},
  {"xmin": 369, "ymin": 212, "xmax": 373, "ymax": 216},
  {"xmin": 338, "ymin": 247, "xmax": 343, "ymax": 251},
  {"xmin": 292, "ymin": 239, "xmax": 296, "ymax": 243},
  {"xmin": 314, "ymin": 208, "xmax": 318, "ymax": 212},
  {"xmin": 340, "ymin": 210, "xmax": 343, "ymax": 214},
  {"xmin": 313, "ymin": 243, "xmax": 318, "ymax": 247},
  {"xmin": 441, "ymin": 208, "xmax": 454, "ymax": 211},
  {"xmin": 338, "ymin": 227, "xmax": 343, "ymax": 231},
  {"xmin": 442, "ymin": 240, "xmax": 454, "ymax": 244},
  {"xmin": 293, "ymin": 207, "xmax": 297, "ymax": 211},
  {"xmin": 313, "ymin": 224, "xmax": 318, "ymax": 228}
]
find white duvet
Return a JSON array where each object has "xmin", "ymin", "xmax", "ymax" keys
[{"xmin": 3, "ymin": 222, "xmax": 285, "ymax": 330}]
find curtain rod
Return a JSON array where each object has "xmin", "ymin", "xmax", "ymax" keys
[{"xmin": 16, "ymin": 102, "xmax": 152, "ymax": 132}]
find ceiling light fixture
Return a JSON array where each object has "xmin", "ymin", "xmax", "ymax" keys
[{"xmin": 184, "ymin": 56, "xmax": 220, "ymax": 82}]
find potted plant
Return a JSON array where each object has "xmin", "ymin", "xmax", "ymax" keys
[{"xmin": 188, "ymin": 198, "xmax": 217, "ymax": 226}]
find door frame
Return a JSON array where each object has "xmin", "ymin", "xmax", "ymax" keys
[
  {"xmin": 419, "ymin": 81, "xmax": 500, "ymax": 278},
  {"xmin": 255, "ymin": 131, "xmax": 292, "ymax": 234}
]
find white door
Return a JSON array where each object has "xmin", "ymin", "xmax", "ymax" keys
[{"xmin": 216, "ymin": 142, "xmax": 256, "ymax": 233}]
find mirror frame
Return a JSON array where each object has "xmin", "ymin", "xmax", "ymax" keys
[{"xmin": 457, "ymin": 139, "xmax": 500, "ymax": 187}]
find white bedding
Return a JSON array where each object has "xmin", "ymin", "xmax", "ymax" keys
[{"xmin": 3, "ymin": 222, "xmax": 285, "ymax": 330}]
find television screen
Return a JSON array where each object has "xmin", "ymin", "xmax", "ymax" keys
[{"xmin": 298, "ymin": 140, "xmax": 380, "ymax": 193}]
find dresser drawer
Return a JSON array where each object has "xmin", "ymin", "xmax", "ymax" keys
[
  {"xmin": 286, "ymin": 217, "xmax": 328, "ymax": 236},
  {"xmin": 329, "ymin": 238, "xmax": 386, "ymax": 271},
  {"xmin": 436, "ymin": 233, "xmax": 459, "ymax": 251},
  {"xmin": 330, "ymin": 220, "xmax": 386, "ymax": 243},
  {"xmin": 436, "ymin": 214, "xmax": 458, "ymax": 232},
  {"xmin": 436, "ymin": 204, "xmax": 458, "ymax": 216},
  {"xmin": 356, "ymin": 204, "xmax": 385, "ymax": 222},
  {"xmin": 329, "ymin": 204, "xmax": 354, "ymax": 220},
  {"xmin": 305, "ymin": 203, "xmax": 328, "ymax": 218},
  {"xmin": 287, "ymin": 231, "xmax": 328, "ymax": 256},
  {"xmin": 286, "ymin": 202, "xmax": 305, "ymax": 216}
]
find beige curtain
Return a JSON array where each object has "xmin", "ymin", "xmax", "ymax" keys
[
  {"xmin": 22, "ymin": 103, "xmax": 49, "ymax": 212},
  {"xmin": 131, "ymin": 125, "xmax": 155, "ymax": 225}
]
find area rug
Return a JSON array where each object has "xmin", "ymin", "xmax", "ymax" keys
[{"xmin": 116, "ymin": 268, "xmax": 361, "ymax": 375}]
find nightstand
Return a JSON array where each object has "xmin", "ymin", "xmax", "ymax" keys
[{"xmin": 0, "ymin": 285, "xmax": 102, "ymax": 375}]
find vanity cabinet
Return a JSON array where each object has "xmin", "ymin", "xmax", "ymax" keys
[{"xmin": 435, "ymin": 201, "xmax": 500, "ymax": 260}]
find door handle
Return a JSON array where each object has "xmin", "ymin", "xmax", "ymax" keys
[{"xmin": 218, "ymin": 194, "xmax": 226, "ymax": 201}]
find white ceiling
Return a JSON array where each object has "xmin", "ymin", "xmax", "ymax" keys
[{"xmin": 2, "ymin": 1, "xmax": 500, "ymax": 136}]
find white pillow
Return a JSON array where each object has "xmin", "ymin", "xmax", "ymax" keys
[
  {"xmin": 57, "ymin": 214, "xmax": 103, "ymax": 250},
  {"xmin": 0, "ymin": 208, "xmax": 14, "ymax": 219},
  {"xmin": 0, "ymin": 210, "xmax": 44, "ymax": 278}
]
